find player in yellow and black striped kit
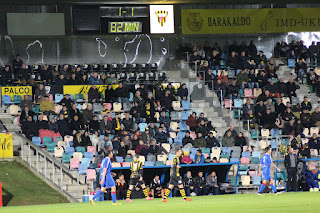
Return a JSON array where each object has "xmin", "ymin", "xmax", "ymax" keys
[
  {"xmin": 126, "ymin": 154, "xmax": 153, "ymax": 202},
  {"xmin": 163, "ymin": 149, "xmax": 192, "ymax": 202}
]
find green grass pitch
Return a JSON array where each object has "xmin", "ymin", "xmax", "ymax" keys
[{"xmin": 2, "ymin": 192, "xmax": 320, "ymax": 213}]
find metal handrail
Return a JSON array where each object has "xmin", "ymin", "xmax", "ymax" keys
[{"xmin": 16, "ymin": 132, "xmax": 80, "ymax": 202}]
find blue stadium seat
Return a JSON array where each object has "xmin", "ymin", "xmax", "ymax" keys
[
  {"xmin": 144, "ymin": 161, "xmax": 154, "ymax": 167},
  {"xmin": 271, "ymin": 139, "xmax": 277, "ymax": 149},
  {"xmin": 43, "ymin": 137, "xmax": 52, "ymax": 146},
  {"xmin": 181, "ymin": 100, "xmax": 191, "ymax": 110},
  {"xmin": 46, "ymin": 142, "xmax": 56, "ymax": 152},
  {"xmin": 288, "ymin": 59, "xmax": 296, "ymax": 68},
  {"xmin": 32, "ymin": 137, "xmax": 41, "ymax": 146},
  {"xmin": 116, "ymin": 156, "xmax": 124, "ymax": 163},
  {"xmin": 65, "ymin": 147, "xmax": 75, "ymax": 155},
  {"xmin": 84, "ymin": 152, "xmax": 93, "ymax": 160},
  {"xmin": 177, "ymin": 132, "xmax": 186, "ymax": 140},
  {"xmin": 180, "ymin": 121, "xmax": 188, "ymax": 131},
  {"xmin": 252, "ymin": 151, "xmax": 261, "ymax": 159},
  {"xmin": 168, "ymin": 154, "xmax": 175, "ymax": 161},
  {"xmin": 252, "ymin": 175, "xmax": 261, "ymax": 186},
  {"xmin": 139, "ymin": 123, "xmax": 148, "ymax": 132},
  {"xmin": 155, "ymin": 161, "xmax": 164, "ymax": 166},
  {"xmin": 222, "ymin": 147, "xmax": 231, "ymax": 154},
  {"xmin": 241, "ymin": 152, "xmax": 251, "ymax": 158},
  {"xmin": 234, "ymin": 99, "xmax": 243, "ymax": 108},
  {"xmin": 55, "ymin": 94, "xmax": 64, "ymax": 103},
  {"xmin": 2, "ymin": 95, "xmax": 12, "ymax": 105},
  {"xmin": 76, "ymin": 146, "xmax": 86, "ymax": 155},
  {"xmin": 62, "ymin": 153, "xmax": 72, "ymax": 163},
  {"xmin": 230, "ymin": 158, "xmax": 240, "ymax": 163},
  {"xmin": 78, "ymin": 163, "xmax": 88, "ymax": 175},
  {"xmin": 13, "ymin": 95, "xmax": 22, "ymax": 104},
  {"xmin": 81, "ymin": 158, "xmax": 91, "ymax": 168},
  {"xmin": 181, "ymin": 111, "xmax": 189, "ymax": 121}
]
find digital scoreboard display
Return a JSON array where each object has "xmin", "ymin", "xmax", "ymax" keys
[{"xmin": 108, "ymin": 21, "xmax": 142, "ymax": 33}]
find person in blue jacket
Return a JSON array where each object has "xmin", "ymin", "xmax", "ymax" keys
[{"xmin": 194, "ymin": 149, "xmax": 205, "ymax": 164}]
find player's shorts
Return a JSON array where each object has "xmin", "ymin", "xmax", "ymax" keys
[
  {"xmin": 101, "ymin": 173, "xmax": 115, "ymax": 188},
  {"xmin": 168, "ymin": 175, "xmax": 183, "ymax": 186},
  {"xmin": 129, "ymin": 178, "xmax": 145, "ymax": 186},
  {"xmin": 262, "ymin": 172, "xmax": 271, "ymax": 181}
]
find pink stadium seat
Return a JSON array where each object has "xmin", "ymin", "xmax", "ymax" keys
[
  {"xmin": 240, "ymin": 157, "xmax": 250, "ymax": 164},
  {"xmin": 122, "ymin": 162, "xmax": 131, "ymax": 167},
  {"xmin": 103, "ymin": 103, "xmax": 112, "ymax": 111},
  {"xmin": 224, "ymin": 99, "xmax": 233, "ymax": 109},
  {"xmin": 70, "ymin": 158, "xmax": 80, "ymax": 169},
  {"xmin": 87, "ymin": 146, "xmax": 96, "ymax": 156},
  {"xmin": 248, "ymin": 170, "xmax": 256, "ymax": 177},
  {"xmin": 190, "ymin": 131, "xmax": 196, "ymax": 140},
  {"xmin": 203, "ymin": 153, "xmax": 209, "ymax": 159},
  {"xmin": 86, "ymin": 169, "xmax": 96, "ymax": 181},
  {"xmin": 244, "ymin": 88, "xmax": 254, "ymax": 98}
]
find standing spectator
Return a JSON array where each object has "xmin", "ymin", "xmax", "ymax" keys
[
  {"xmin": 150, "ymin": 175, "xmax": 164, "ymax": 198},
  {"xmin": 116, "ymin": 174, "xmax": 127, "ymax": 200},
  {"xmin": 285, "ymin": 148, "xmax": 305, "ymax": 192},
  {"xmin": 12, "ymin": 54, "xmax": 23, "ymax": 74},
  {"xmin": 248, "ymin": 40, "xmax": 257, "ymax": 57},
  {"xmin": 194, "ymin": 171, "xmax": 207, "ymax": 196},
  {"xmin": 214, "ymin": 79, "xmax": 226, "ymax": 102},
  {"xmin": 206, "ymin": 171, "xmax": 219, "ymax": 195},
  {"xmin": 228, "ymin": 79, "xmax": 240, "ymax": 100},
  {"xmin": 183, "ymin": 171, "xmax": 195, "ymax": 196},
  {"xmin": 295, "ymin": 58, "xmax": 307, "ymax": 83}
]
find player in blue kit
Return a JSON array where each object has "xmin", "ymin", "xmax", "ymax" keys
[
  {"xmin": 90, "ymin": 150, "xmax": 121, "ymax": 206},
  {"xmin": 257, "ymin": 145, "xmax": 281, "ymax": 196}
]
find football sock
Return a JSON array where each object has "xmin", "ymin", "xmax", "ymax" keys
[
  {"xmin": 258, "ymin": 183, "xmax": 266, "ymax": 193},
  {"xmin": 92, "ymin": 189, "xmax": 103, "ymax": 201},
  {"xmin": 179, "ymin": 188, "xmax": 187, "ymax": 199},
  {"xmin": 126, "ymin": 189, "xmax": 132, "ymax": 199},
  {"xmin": 111, "ymin": 191, "xmax": 117, "ymax": 203},
  {"xmin": 142, "ymin": 188, "xmax": 149, "ymax": 198},
  {"xmin": 270, "ymin": 183, "xmax": 277, "ymax": 193},
  {"xmin": 164, "ymin": 189, "xmax": 171, "ymax": 199}
]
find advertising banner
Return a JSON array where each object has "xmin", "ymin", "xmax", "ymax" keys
[
  {"xmin": 1, "ymin": 86, "xmax": 32, "ymax": 98},
  {"xmin": 0, "ymin": 133, "xmax": 13, "ymax": 158},
  {"xmin": 63, "ymin": 85, "xmax": 119, "ymax": 98},
  {"xmin": 181, "ymin": 8, "xmax": 320, "ymax": 34}
]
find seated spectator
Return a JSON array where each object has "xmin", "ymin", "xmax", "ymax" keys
[
  {"xmin": 40, "ymin": 65, "xmax": 54, "ymax": 83},
  {"xmin": 69, "ymin": 104, "xmax": 82, "ymax": 121},
  {"xmin": 265, "ymin": 99, "xmax": 275, "ymax": 113},
  {"xmin": 265, "ymin": 80, "xmax": 280, "ymax": 98},
  {"xmin": 133, "ymin": 90, "xmax": 145, "ymax": 107},
  {"xmin": 301, "ymin": 96, "xmax": 312, "ymax": 112},
  {"xmin": 91, "ymin": 131, "xmax": 101, "ymax": 150},
  {"xmin": 115, "ymin": 82, "xmax": 129, "ymax": 103},
  {"xmin": 186, "ymin": 112, "xmax": 198, "ymax": 132},
  {"xmin": 194, "ymin": 132, "xmax": 206, "ymax": 148},
  {"xmin": 283, "ymin": 119, "xmax": 295, "ymax": 136},
  {"xmin": 116, "ymin": 174, "xmax": 127, "ymax": 200},
  {"xmin": 68, "ymin": 73, "xmax": 78, "ymax": 85},
  {"xmin": 141, "ymin": 102, "xmax": 156, "ymax": 123},
  {"xmin": 194, "ymin": 149, "xmax": 205, "ymax": 164},
  {"xmin": 255, "ymin": 51, "xmax": 267, "ymax": 69},
  {"xmin": 57, "ymin": 113, "xmax": 72, "ymax": 137},
  {"xmin": 104, "ymin": 84, "xmax": 116, "ymax": 103},
  {"xmin": 209, "ymin": 49, "xmax": 220, "ymax": 71},
  {"xmin": 276, "ymin": 78, "xmax": 286, "ymax": 98},
  {"xmin": 150, "ymin": 175, "xmax": 164, "ymax": 198},
  {"xmin": 123, "ymin": 135, "xmax": 133, "ymax": 150},
  {"xmin": 206, "ymin": 171, "xmax": 219, "ymax": 195},
  {"xmin": 291, "ymin": 133, "xmax": 302, "ymax": 152},
  {"xmin": 82, "ymin": 104, "xmax": 94, "ymax": 125},
  {"xmin": 88, "ymin": 85, "xmax": 102, "ymax": 103},
  {"xmin": 100, "ymin": 115, "xmax": 112, "ymax": 135},
  {"xmin": 155, "ymin": 127, "xmax": 167, "ymax": 144},
  {"xmin": 135, "ymin": 140, "xmax": 148, "ymax": 157},
  {"xmin": 300, "ymin": 109, "xmax": 312, "ymax": 128},
  {"xmin": 236, "ymin": 69, "xmax": 249, "ymax": 89},
  {"xmin": 177, "ymin": 83, "xmax": 188, "ymax": 100},
  {"xmin": 55, "ymin": 74, "xmax": 68, "ymax": 85},
  {"xmin": 112, "ymin": 136, "xmax": 120, "ymax": 151},
  {"xmin": 181, "ymin": 151, "xmax": 193, "ymax": 164},
  {"xmin": 286, "ymin": 77, "xmax": 298, "ymax": 99},
  {"xmin": 131, "ymin": 134, "xmax": 140, "ymax": 149},
  {"xmin": 227, "ymin": 79, "xmax": 240, "ymax": 100},
  {"xmin": 189, "ymin": 51, "xmax": 201, "ymax": 70},
  {"xmin": 266, "ymin": 58, "xmax": 278, "ymax": 78},
  {"xmin": 295, "ymin": 58, "xmax": 307, "ymax": 83},
  {"xmin": 243, "ymin": 98, "xmax": 255, "ymax": 116},
  {"xmin": 217, "ymin": 71, "xmax": 229, "ymax": 87},
  {"xmin": 261, "ymin": 109, "xmax": 277, "ymax": 130},
  {"xmin": 142, "ymin": 127, "xmax": 152, "ymax": 145},
  {"xmin": 20, "ymin": 95, "xmax": 34, "ymax": 110},
  {"xmin": 22, "ymin": 115, "xmax": 35, "ymax": 139},
  {"xmin": 243, "ymin": 110, "xmax": 259, "ymax": 130},
  {"xmin": 182, "ymin": 171, "xmax": 195, "ymax": 196},
  {"xmin": 194, "ymin": 171, "xmax": 207, "ymax": 196},
  {"xmin": 214, "ymin": 79, "xmax": 226, "ymax": 102},
  {"xmin": 282, "ymin": 107, "xmax": 294, "ymax": 122},
  {"xmin": 196, "ymin": 120, "xmax": 209, "ymax": 136},
  {"xmin": 148, "ymin": 123, "xmax": 158, "ymax": 138},
  {"xmin": 308, "ymin": 133, "xmax": 320, "ymax": 151},
  {"xmin": 206, "ymin": 132, "xmax": 219, "ymax": 148},
  {"xmin": 59, "ymin": 94, "xmax": 73, "ymax": 110},
  {"xmin": 257, "ymin": 70, "xmax": 268, "ymax": 88},
  {"xmin": 73, "ymin": 131, "xmax": 85, "ymax": 148},
  {"xmin": 248, "ymin": 68, "xmax": 259, "ymax": 89},
  {"xmin": 148, "ymin": 139, "xmax": 160, "ymax": 156},
  {"xmin": 235, "ymin": 132, "xmax": 246, "ymax": 147},
  {"xmin": 35, "ymin": 115, "xmax": 49, "ymax": 133},
  {"xmin": 20, "ymin": 106, "xmax": 35, "ymax": 123},
  {"xmin": 224, "ymin": 125, "xmax": 238, "ymax": 139},
  {"xmin": 182, "ymin": 131, "xmax": 193, "ymax": 146},
  {"xmin": 35, "ymin": 84, "xmax": 46, "ymax": 103},
  {"xmin": 89, "ymin": 72, "xmax": 101, "ymax": 85},
  {"xmin": 106, "ymin": 72, "xmax": 117, "ymax": 85},
  {"xmin": 160, "ymin": 90, "xmax": 174, "ymax": 111},
  {"xmin": 89, "ymin": 115, "xmax": 100, "ymax": 133},
  {"xmin": 255, "ymin": 100, "xmax": 266, "ymax": 123},
  {"xmin": 257, "ymin": 90, "xmax": 270, "ymax": 103},
  {"xmin": 69, "ymin": 115, "xmax": 83, "ymax": 132},
  {"xmin": 48, "ymin": 118, "xmax": 58, "ymax": 133},
  {"xmin": 60, "ymin": 106, "xmax": 70, "ymax": 120},
  {"xmin": 238, "ymin": 51, "xmax": 250, "ymax": 69},
  {"xmin": 40, "ymin": 95, "xmax": 55, "ymax": 116},
  {"xmin": 226, "ymin": 51, "xmax": 239, "ymax": 69},
  {"xmin": 312, "ymin": 107, "xmax": 320, "ymax": 127},
  {"xmin": 275, "ymin": 98, "xmax": 286, "ymax": 117},
  {"xmin": 222, "ymin": 131, "xmax": 235, "ymax": 147}
]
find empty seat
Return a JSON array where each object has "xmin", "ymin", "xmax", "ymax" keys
[
  {"xmin": 32, "ymin": 137, "xmax": 42, "ymax": 146},
  {"xmin": 162, "ymin": 143, "xmax": 170, "ymax": 153},
  {"xmin": 73, "ymin": 152, "xmax": 83, "ymax": 161},
  {"xmin": 220, "ymin": 158, "xmax": 229, "ymax": 163},
  {"xmin": 112, "ymin": 162, "xmax": 121, "ymax": 168},
  {"xmin": 54, "ymin": 147, "xmax": 64, "ymax": 158},
  {"xmin": 86, "ymin": 169, "xmax": 96, "ymax": 180},
  {"xmin": 65, "ymin": 147, "xmax": 75, "ymax": 154},
  {"xmin": 181, "ymin": 100, "xmax": 191, "ymax": 110},
  {"xmin": 155, "ymin": 161, "xmax": 165, "ymax": 166},
  {"xmin": 62, "ymin": 153, "xmax": 72, "ymax": 163},
  {"xmin": 241, "ymin": 175, "xmax": 251, "ymax": 186},
  {"xmin": 157, "ymin": 155, "xmax": 167, "ymax": 163},
  {"xmin": 84, "ymin": 152, "xmax": 94, "ymax": 160},
  {"xmin": 113, "ymin": 102, "xmax": 123, "ymax": 112},
  {"xmin": 144, "ymin": 161, "xmax": 154, "ymax": 167},
  {"xmin": 241, "ymin": 152, "xmax": 251, "ymax": 158},
  {"xmin": 244, "ymin": 88, "xmax": 253, "ymax": 98},
  {"xmin": 116, "ymin": 156, "xmax": 124, "ymax": 163},
  {"xmin": 87, "ymin": 146, "xmax": 96, "ymax": 156},
  {"xmin": 138, "ymin": 155, "xmax": 145, "ymax": 164},
  {"xmin": 76, "ymin": 146, "xmax": 86, "ymax": 155},
  {"xmin": 252, "ymin": 175, "xmax": 261, "ymax": 185},
  {"xmin": 78, "ymin": 163, "xmax": 88, "ymax": 174},
  {"xmin": 261, "ymin": 129, "xmax": 270, "ymax": 138},
  {"xmin": 81, "ymin": 158, "xmax": 91, "ymax": 168},
  {"xmin": 240, "ymin": 157, "xmax": 250, "ymax": 164},
  {"xmin": 70, "ymin": 158, "xmax": 80, "ymax": 169},
  {"xmin": 122, "ymin": 162, "xmax": 131, "ymax": 167},
  {"xmin": 230, "ymin": 158, "xmax": 239, "ymax": 163},
  {"xmin": 170, "ymin": 122, "xmax": 179, "ymax": 132},
  {"xmin": 54, "ymin": 136, "xmax": 63, "ymax": 143}
]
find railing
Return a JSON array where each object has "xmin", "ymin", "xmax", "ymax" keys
[{"xmin": 17, "ymin": 132, "xmax": 79, "ymax": 202}]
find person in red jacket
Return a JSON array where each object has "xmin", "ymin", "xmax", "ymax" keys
[
  {"xmin": 135, "ymin": 140, "xmax": 149, "ymax": 158},
  {"xmin": 187, "ymin": 112, "xmax": 198, "ymax": 131}
]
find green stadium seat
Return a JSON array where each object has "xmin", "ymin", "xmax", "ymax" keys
[{"xmin": 62, "ymin": 153, "xmax": 72, "ymax": 163}]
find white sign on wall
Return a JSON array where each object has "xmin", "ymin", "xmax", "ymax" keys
[{"xmin": 150, "ymin": 5, "xmax": 175, "ymax": 34}]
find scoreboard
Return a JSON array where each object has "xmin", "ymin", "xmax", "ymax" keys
[{"xmin": 100, "ymin": 6, "xmax": 149, "ymax": 34}]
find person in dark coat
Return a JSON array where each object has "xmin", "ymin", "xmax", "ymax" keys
[
  {"xmin": 182, "ymin": 131, "xmax": 193, "ymax": 146},
  {"xmin": 88, "ymin": 85, "xmax": 101, "ymax": 103},
  {"xmin": 206, "ymin": 132, "xmax": 219, "ymax": 148},
  {"xmin": 22, "ymin": 116, "xmax": 36, "ymax": 139},
  {"xmin": 69, "ymin": 115, "xmax": 83, "ymax": 132},
  {"xmin": 58, "ymin": 94, "xmax": 73, "ymax": 110},
  {"xmin": 286, "ymin": 78, "xmax": 297, "ymax": 99},
  {"xmin": 118, "ymin": 141, "xmax": 129, "ymax": 158},
  {"xmin": 234, "ymin": 132, "xmax": 247, "ymax": 147},
  {"xmin": 177, "ymin": 83, "xmax": 188, "ymax": 100},
  {"xmin": 35, "ymin": 115, "xmax": 49, "ymax": 134},
  {"xmin": 1, "ymin": 65, "xmax": 13, "ymax": 85},
  {"xmin": 104, "ymin": 84, "xmax": 116, "ymax": 103},
  {"xmin": 57, "ymin": 114, "xmax": 72, "ymax": 137}
]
